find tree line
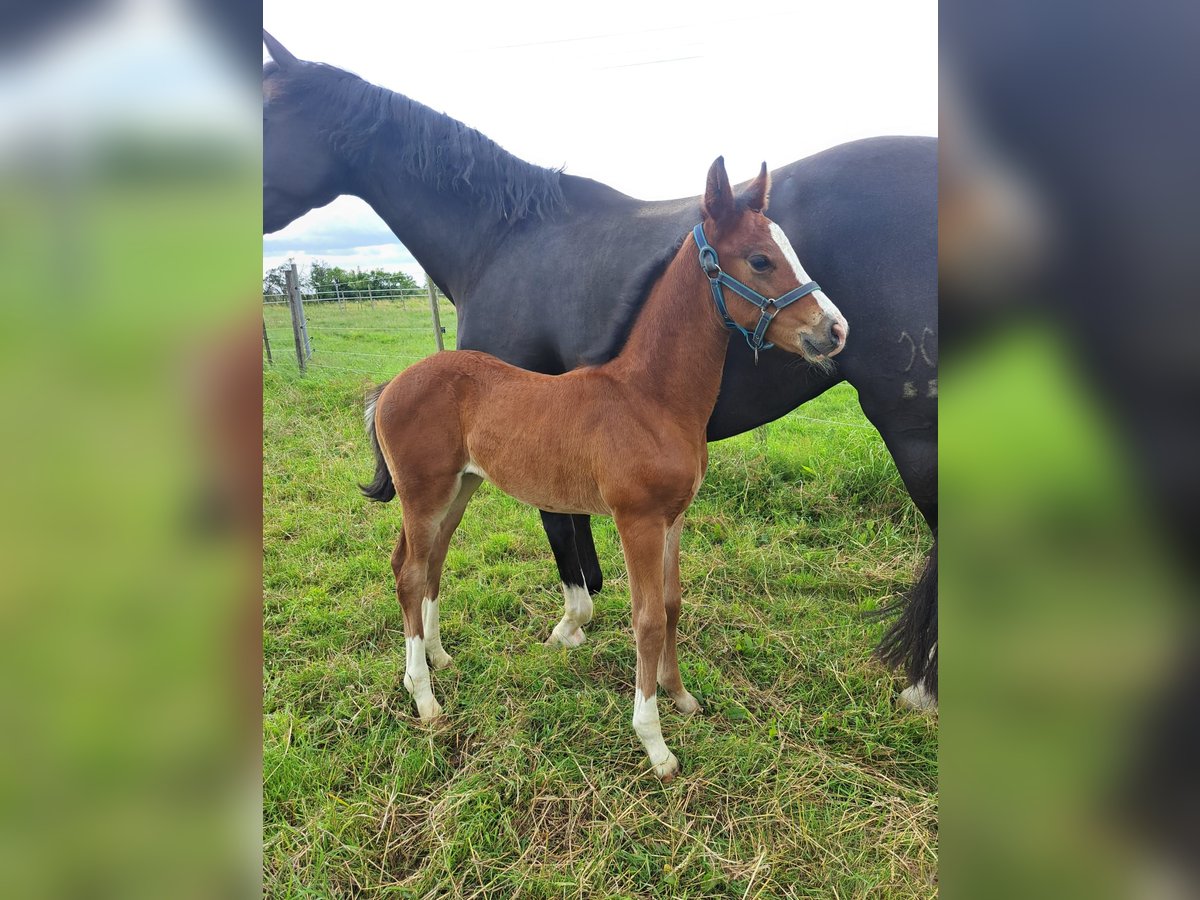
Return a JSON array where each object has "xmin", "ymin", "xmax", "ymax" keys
[{"xmin": 263, "ymin": 261, "xmax": 420, "ymax": 299}]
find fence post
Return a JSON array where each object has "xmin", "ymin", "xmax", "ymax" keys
[
  {"xmin": 333, "ymin": 278, "xmax": 345, "ymax": 311},
  {"xmin": 367, "ymin": 282, "xmax": 375, "ymax": 309},
  {"xmin": 286, "ymin": 263, "xmax": 311, "ymax": 372},
  {"xmin": 262, "ymin": 317, "xmax": 273, "ymax": 365},
  {"xmin": 427, "ymin": 276, "xmax": 445, "ymax": 352}
]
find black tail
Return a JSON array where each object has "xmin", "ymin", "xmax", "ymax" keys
[
  {"xmin": 359, "ymin": 383, "xmax": 396, "ymax": 503},
  {"xmin": 875, "ymin": 534, "xmax": 938, "ymax": 697}
]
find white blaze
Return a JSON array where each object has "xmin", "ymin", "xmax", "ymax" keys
[{"xmin": 768, "ymin": 222, "xmax": 845, "ymax": 330}]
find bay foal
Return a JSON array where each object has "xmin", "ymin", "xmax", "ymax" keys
[{"xmin": 363, "ymin": 158, "xmax": 848, "ymax": 778}]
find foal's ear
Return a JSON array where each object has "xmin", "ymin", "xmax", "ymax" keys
[
  {"xmin": 263, "ymin": 30, "xmax": 298, "ymax": 70},
  {"xmin": 703, "ymin": 156, "xmax": 735, "ymax": 224},
  {"xmin": 743, "ymin": 162, "xmax": 770, "ymax": 213}
]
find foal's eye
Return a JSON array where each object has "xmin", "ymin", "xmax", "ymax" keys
[{"xmin": 749, "ymin": 255, "xmax": 771, "ymax": 272}]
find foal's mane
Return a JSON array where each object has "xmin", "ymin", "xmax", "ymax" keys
[
  {"xmin": 264, "ymin": 60, "xmax": 565, "ymax": 222},
  {"xmin": 581, "ymin": 192, "xmax": 785, "ymax": 369},
  {"xmin": 581, "ymin": 232, "xmax": 689, "ymax": 367}
]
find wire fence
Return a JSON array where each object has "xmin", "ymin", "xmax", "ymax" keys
[{"xmin": 262, "ymin": 265, "xmax": 455, "ymax": 380}]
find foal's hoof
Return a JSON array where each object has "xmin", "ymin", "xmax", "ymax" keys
[
  {"xmin": 652, "ymin": 751, "xmax": 680, "ymax": 782},
  {"xmin": 427, "ymin": 649, "xmax": 454, "ymax": 670},
  {"xmin": 672, "ymin": 691, "xmax": 701, "ymax": 716},
  {"xmin": 899, "ymin": 683, "xmax": 938, "ymax": 713},
  {"xmin": 415, "ymin": 696, "xmax": 443, "ymax": 722},
  {"xmin": 546, "ymin": 625, "xmax": 587, "ymax": 648}
]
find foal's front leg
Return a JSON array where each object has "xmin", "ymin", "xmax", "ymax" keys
[
  {"xmin": 616, "ymin": 513, "xmax": 679, "ymax": 781},
  {"xmin": 659, "ymin": 514, "xmax": 700, "ymax": 715}
]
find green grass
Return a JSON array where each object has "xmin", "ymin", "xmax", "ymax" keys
[{"xmin": 264, "ymin": 302, "xmax": 937, "ymax": 898}]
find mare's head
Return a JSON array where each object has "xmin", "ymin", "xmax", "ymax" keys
[
  {"xmin": 262, "ymin": 31, "xmax": 352, "ymax": 233},
  {"xmin": 699, "ymin": 157, "xmax": 847, "ymax": 362}
]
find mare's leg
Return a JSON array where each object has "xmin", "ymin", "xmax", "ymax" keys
[
  {"xmin": 858, "ymin": 391, "xmax": 939, "ymax": 710},
  {"xmin": 877, "ymin": 430, "xmax": 937, "ymax": 709},
  {"xmin": 615, "ymin": 512, "xmax": 678, "ymax": 781},
  {"xmin": 422, "ymin": 474, "xmax": 483, "ymax": 670},
  {"xmin": 896, "ymin": 532, "xmax": 938, "ymax": 712},
  {"xmin": 573, "ymin": 515, "xmax": 603, "ymax": 595},
  {"xmin": 542, "ymin": 512, "xmax": 595, "ymax": 648},
  {"xmin": 658, "ymin": 514, "xmax": 700, "ymax": 715}
]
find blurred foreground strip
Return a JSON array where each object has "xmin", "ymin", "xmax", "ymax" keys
[
  {"xmin": 0, "ymin": 1, "xmax": 261, "ymax": 897},
  {"xmin": 942, "ymin": 0, "xmax": 1200, "ymax": 897}
]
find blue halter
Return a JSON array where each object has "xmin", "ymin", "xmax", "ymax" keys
[{"xmin": 693, "ymin": 222, "xmax": 821, "ymax": 361}]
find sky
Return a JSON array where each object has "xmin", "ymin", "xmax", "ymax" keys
[
  {"xmin": 0, "ymin": 0, "xmax": 255, "ymax": 149},
  {"xmin": 263, "ymin": 0, "xmax": 937, "ymax": 282}
]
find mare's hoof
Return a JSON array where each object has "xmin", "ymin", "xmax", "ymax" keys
[
  {"xmin": 673, "ymin": 691, "xmax": 701, "ymax": 716},
  {"xmin": 427, "ymin": 650, "xmax": 454, "ymax": 670},
  {"xmin": 652, "ymin": 751, "xmax": 680, "ymax": 782},
  {"xmin": 899, "ymin": 683, "xmax": 938, "ymax": 713},
  {"xmin": 546, "ymin": 625, "xmax": 587, "ymax": 648}
]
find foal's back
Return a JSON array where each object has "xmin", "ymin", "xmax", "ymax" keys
[{"xmin": 377, "ymin": 350, "xmax": 697, "ymax": 517}]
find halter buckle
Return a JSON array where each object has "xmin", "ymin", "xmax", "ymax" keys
[{"xmin": 698, "ymin": 248, "xmax": 721, "ymax": 279}]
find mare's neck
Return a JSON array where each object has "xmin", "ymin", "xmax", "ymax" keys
[
  {"xmin": 604, "ymin": 238, "xmax": 731, "ymax": 431},
  {"xmin": 336, "ymin": 88, "xmax": 561, "ymax": 300},
  {"xmin": 347, "ymin": 170, "xmax": 500, "ymax": 299}
]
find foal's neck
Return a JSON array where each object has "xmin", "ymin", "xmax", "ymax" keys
[{"xmin": 603, "ymin": 239, "xmax": 730, "ymax": 431}]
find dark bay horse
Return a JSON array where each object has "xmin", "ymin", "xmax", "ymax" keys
[
  {"xmin": 262, "ymin": 32, "xmax": 938, "ymax": 705},
  {"xmin": 364, "ymin": 158, "xmax": 847, "ymax": 777}
]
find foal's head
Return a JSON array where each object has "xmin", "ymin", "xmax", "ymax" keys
[{"xmin": 700, "ymin": 158, "xmax": 848, "ymax": 361}]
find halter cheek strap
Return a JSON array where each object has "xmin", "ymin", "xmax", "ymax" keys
[{"xmin": 693, "ymin": 223, "xmax": 821, "ymax": 362}]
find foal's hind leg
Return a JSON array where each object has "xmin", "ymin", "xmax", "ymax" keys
[
  {"xmin": 393, "ymin": 514, "xmax": 442, "ymax": 721},
  {"xmin": 658, "ymin": 514, "xmax": 700, "ymax": 715},
  {"xmin": 616, "ymin": 512, "xmax": 678, "ymax": 781},
  {"xmin": 392, "ymin": 477, "xmax": 466, "ymax": 722},
  {"xmin": 421, "ymin": 474, "xmax": 482, "ymax": 670}
]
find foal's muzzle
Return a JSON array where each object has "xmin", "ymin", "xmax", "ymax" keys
[{"xmin": 803, "ymin": 315, "xmax": 847, "ymax": 359}]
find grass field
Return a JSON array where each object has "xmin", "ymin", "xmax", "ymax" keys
[{"xmin": 263, "ymin": 300, "xmax": 937, "ymax": 898}]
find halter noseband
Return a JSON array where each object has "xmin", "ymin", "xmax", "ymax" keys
[{"xmin": 693, "ymin": 222, "xmax": 821, "ymax": 362}]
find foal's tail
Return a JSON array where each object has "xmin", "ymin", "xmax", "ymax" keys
[
  {"xmin": 875, "ymin": 534, "xmax": 938, "ymax": 697},
  {"xmin": 359, "ymin": 383, "xmax": 396, "ymax": 503}
]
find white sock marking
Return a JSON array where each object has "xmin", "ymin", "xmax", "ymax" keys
[
  {"xmin": 549, "ymin": 583, "xmax": 592, "ymax": 646},
  {"xmin": 422, "ymin": 598, "xmax": 452, "ymax": 667},
  {"xmin": 899, "ymin": 680, "xmax": 938, "ymax": 712},
  {"xmin": 404, "ymin": 635, "xmax": 440, "ymax": 719},
  {"xmin": 632, "ymin": 691, "xmax": 674, "ymax": 769}
]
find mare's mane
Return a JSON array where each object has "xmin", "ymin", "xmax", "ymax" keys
[{"xmin": 264, "ymin": 60, "xmax": 565, "ymax": 222}]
